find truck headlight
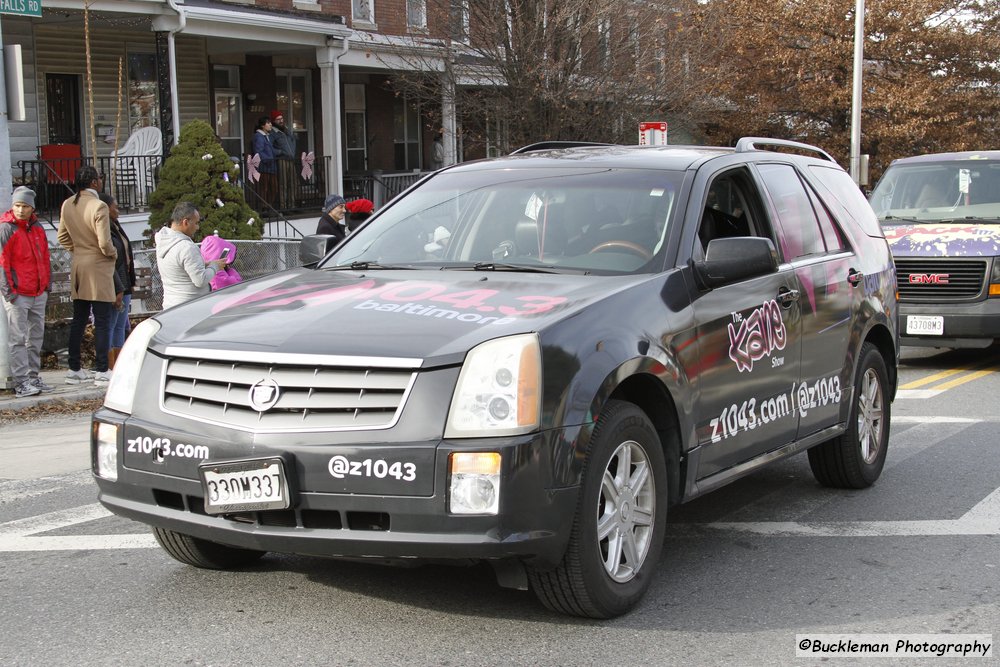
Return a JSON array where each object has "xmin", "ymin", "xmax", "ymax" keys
[
  {"xmin": 989, "ymin": 258, "xmax": 1000, "ymax": 297},
  {"xmin": 449, "ymin": 452, "xmax": 501, "ymax": 514},
  {"xmin": 93, "ymin": 422, "xmax": 118, "ymax": 481},
  {"xmin": 104, "ymin": 318, "xmax": 160, "ymax": 414},
  {"xmin": 445, "ymin": 334, "xmax": 541, "ymax": 438}
]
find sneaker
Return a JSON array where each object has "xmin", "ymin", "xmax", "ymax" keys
[
  {"xmin": 93, "ymin": 370, "xmax": 113, "ymax": 384},
  {"xmin": 15, "ymin": 381, "xmax": 41, "ymax": 398},
  {"xmin": 65, "ymin": 369, "xmax": 91, "ymax": 384},
  {"xmin": 30, "ymin": 376, "xmax": 55, "ymax": 392}
]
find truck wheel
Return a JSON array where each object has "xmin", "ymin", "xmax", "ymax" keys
[
  {"xmin": 808, "ymin": 342, "xmax": 890, "ymax": 489},
  {"xmin": 152, "ymin": 527, "xmax": 266, "ymax": 569},
  {"xmin": 528, "ymin": 400, "xmax": 667, "ymax": 618}
]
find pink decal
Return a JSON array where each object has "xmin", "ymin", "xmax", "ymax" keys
[{"xmin": 727, "ymin": 299, "xmax": 787, "ymax": 372}]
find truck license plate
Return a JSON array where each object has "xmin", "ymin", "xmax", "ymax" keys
[
  {"xmin": 906, "ymin": 315, "xmax": 943, "ymax": 336},
  {"xmin": 200, "ymin": 458, "xmax": 289, "ymax": 514}
]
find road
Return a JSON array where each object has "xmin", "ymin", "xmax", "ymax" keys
[{"xmin": 1, "ymin": 345, "xmax": 998, "ymax": 666}]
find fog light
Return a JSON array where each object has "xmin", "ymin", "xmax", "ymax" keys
[
  {"xmin": 449, "ymin": 452, "xmax": 500, "ymax": 515},
  {"xmin": 94, "ymin": 422, "xmax": 118, "ymax": 481}
]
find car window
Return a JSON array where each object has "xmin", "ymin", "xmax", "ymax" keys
[
  {"xmin": 757, "ymin": 163, "xmax": 826, "ymax": 260},
  {"xmin": 868, "ymin": 160, "xmax": 1000, "ymax": 223},
  {"xmin": 327, "ymin": 168, "xmax": 684, "ymax": 275},
  {"xmin": 697, "ymin": 168, "xmax": 765, "ymax": 251},
  {"xmin": 804, "ymin": 179, "xmax": 847, "ymax": 252},
  {"xmin": 809, "ymin": 164, "xmax": 884, "ymax": 238}
]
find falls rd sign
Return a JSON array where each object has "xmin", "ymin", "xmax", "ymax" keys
[{"xmin": 0, "ymin": 0, "xmax": 41, "ymax": 18}]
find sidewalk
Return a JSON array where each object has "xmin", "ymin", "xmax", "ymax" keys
[{"xmin": 0, "ymin": 368, "xmax": 108, "ymax": 411}]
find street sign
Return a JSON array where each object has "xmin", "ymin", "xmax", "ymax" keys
[
  {"xmin": 639, "ymin": 121, "xmax": 667, "ymax": 146},
  {"xmin": 0, "ymin": 0, "xmax": 41, "ymax": 18}
]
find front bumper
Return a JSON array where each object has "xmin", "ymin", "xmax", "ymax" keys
[
  {"xmin": 92, "ymin": 408, "xmax": 578, "ymax": 568},
  {"xmin": 899, "ymin": 299, "xmax": 1000, "ymax": 348}
]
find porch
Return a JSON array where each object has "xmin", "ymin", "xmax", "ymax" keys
[{"xmin": 15, "ymin": 152, "xmax": 430, "ymax": 232}]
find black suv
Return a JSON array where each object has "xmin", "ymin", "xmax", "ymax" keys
[{"xmin": 93, "ymin": 138, "xmax": 898, "ymax": 618}]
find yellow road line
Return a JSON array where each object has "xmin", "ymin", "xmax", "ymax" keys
[
  {"xmin": 931, "ymin": 368, "xmax": 998, "ymax": 392},
  {"xmin": 899, "ymin": 358, "xmax": 1000, "ymax": 391},
  {"xmin": 899, "ymin": 367, "xmax": 968, "ymax": 389}
]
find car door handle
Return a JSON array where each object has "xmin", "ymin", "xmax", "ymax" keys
[
  {"xmin": 777, "ymin": 287, "xmax": 799, "ymax": 307},
  {"xmin": 848, "ymin": 269, "xmax": 864, "ymax": 287}
]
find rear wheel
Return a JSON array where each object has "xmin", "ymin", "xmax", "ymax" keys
[
  {"xmin": 808, "ymin": 342, "xmax": 890, "ymax": 488},
  {"xmin": 152, "ymin": 527, "xmax": 266, "ymax": 569},
  {"xmin": 528, "ymin": 400, "xmax": 668, "ymax": 618}
]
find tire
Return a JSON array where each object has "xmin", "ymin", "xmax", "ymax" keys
[
  {"xmin": 808, "ymin": 342, "xmax": 890, "ymax": 489},
  {"xmin": 528, "ymin": 400, "xmax": 668, "ymax": 618},
  {"xmin": 152, "ymin": 527, "xmax": 266, "ymax": 569}
]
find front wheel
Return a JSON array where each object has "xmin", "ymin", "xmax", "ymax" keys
[
  {"xmin": 153, "ymin": 527, "xmax": 266, "ymax": 569},
  {"xmin": 528, "ymin": 400, "xmax": 668, "ymax": 618},
  {"xmin": 808, "ymin": 342, "xmax": 890, "ymax": 488}
]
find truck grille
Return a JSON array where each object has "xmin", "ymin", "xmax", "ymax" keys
[
  {"xmin": 894, "ymin": 258, "xmax": 987, "ymax": 302},
  {"xmin": 160, "ymin": 350, "xmax": 418, "ymax": 432}
]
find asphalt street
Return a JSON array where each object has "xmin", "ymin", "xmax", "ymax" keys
[{"xmin": 0, "ymin": 345, "xmax": 997, "ymax": 666}]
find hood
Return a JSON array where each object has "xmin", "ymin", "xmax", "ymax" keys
[
  {"xmin": 883, "ymin": 222, "xmax": 1000, "ymax": 257},
  {"xmin": 155, "ymin": 226, "xmax": 192, "ymax": 258},
  {"xmin": 151, "ymin": 268, "xmax": 654, "ymax": 367}
]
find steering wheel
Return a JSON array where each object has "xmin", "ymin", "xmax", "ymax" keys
[{"xmin": 588, "ymin": 240, "xmax": 653, "ymax": 261}]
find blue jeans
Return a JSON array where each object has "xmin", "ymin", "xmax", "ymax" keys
[
  {"xmin": 68, "ymin": 299, "xmax": 113, "ymax": 373},
  {"xmin": 110, "ymin": 293, "xmax": 132, "ymax": 348}
]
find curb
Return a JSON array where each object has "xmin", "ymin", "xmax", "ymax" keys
[{"xmin": 1, "ymin": 386, "xmax": 107, "ymax": 412}]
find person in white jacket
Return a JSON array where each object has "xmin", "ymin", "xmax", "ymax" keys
[{"xmin": 154, "ymin": 202, "xmax": 226, "ymax": 310}]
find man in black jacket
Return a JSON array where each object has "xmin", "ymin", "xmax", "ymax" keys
[{"xmin": 316, "ymin": 194, "xmax": 347, "ymax": 242}]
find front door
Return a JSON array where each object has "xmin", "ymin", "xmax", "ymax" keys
[
  {"xmin": 214, "ymin": 92, "xmax": 243, "ymax": 161},
  {"xmin": 46, "ymin": 73, "xmax": 81, "ymax": 145}
]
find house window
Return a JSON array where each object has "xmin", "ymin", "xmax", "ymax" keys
[
  {"xmin": 353, "ymin": 0, "xmax": 375, "ymax": 25},
  {"xmin": 275, "ymin": 69, "xmax": 313, "ymax": 153},
  {"xmin": 407, "ymin": 0, "xmax": 426, "ymax": 29},
  {"xmin": 344, "ymin": 84, "xmax": 367, "ymax": 172},
  {"xmin": 127, "ymin": 49, "xmax": 159, "ymax": 131},
  {"xmin": 451, "ymin": 0, "xmax": 469, "ymax": 43},
  {"xmin": 393, "ymin": 98, "xmax": 420, "ymax": 170}
]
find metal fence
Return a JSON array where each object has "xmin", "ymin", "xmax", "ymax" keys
[{"xmin": 46, "ymin": 239, "xmax": 303, "ymax": 320}]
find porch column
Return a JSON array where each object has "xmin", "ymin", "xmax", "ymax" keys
[
  {"xmin": 155, "ymin": 32, "xmax": 174, "ymax": 152},
  {"xmin": 440, "ymin": 69, "xmax": 457, "ymax": 166},
  {"xmin": 317, "ymin": 39, "xmax": 348, "ymax": 197}
]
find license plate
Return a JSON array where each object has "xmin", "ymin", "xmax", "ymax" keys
[
  {"xmin": 200, "ymin": 458, "xmax": 289, "ymax": 514},
  {"xmin": 906, "ymin": 315, "xmax": 944, "ymax": 335}
]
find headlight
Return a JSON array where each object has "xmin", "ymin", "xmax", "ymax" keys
[
  {"xmin": 104, "ymin": 318, "xmax": 160, "ymax": 414},
  {"xmin": 93, "ymin": 422, "xmax": 118, "ymax": 481},
  {"xmin": 990, "ymin": 258, "xmax": 1000, "ymax": 297},
  {"xmin": 445, "ymin": 333, "xmax": 541, "ymax": 438}
]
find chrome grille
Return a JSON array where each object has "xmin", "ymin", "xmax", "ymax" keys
[
  {"xmin": 161, "ymin": 350, "xmax": 418, "ymax": 432},
  {"xmin": 894, "ymin": 258, "xmax": 987, "ymax": 302}
]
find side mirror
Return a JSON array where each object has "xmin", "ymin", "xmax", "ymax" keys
[
  {"xmin": 695, "ymin": 237, "xmax": 778, "ymax": 288},
  {"xmin": 299, "ymin": 234, "xmax": 340, "ymax": 266}
]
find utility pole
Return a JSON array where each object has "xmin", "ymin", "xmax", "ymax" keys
[{"xmin": 849, "ymin": 0, "xmax": 865, "ymax": 185}]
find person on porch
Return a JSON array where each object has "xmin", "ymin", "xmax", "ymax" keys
[{"xmin": 251, "ymin": 116, "xmax": 277, "ymax": 213}]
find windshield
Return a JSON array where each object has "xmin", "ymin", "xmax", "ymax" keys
[
  {"xmin": 321, "ymin": 167, "xmax": 682, "ymax": 274},
  {"xmin": 869, "ymin": 160, "xmax": 1000, "ymax": 223}
]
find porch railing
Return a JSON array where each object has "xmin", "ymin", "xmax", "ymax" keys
[{"xmin": 16, "ymin": 153, "xmax": 434, "ymax": 229}]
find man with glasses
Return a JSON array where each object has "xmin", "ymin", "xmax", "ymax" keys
[{"xmin": 154, "ymin": 202, "xmax": 227, "ymax": 310}]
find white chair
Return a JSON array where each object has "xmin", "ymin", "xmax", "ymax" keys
[{"xmin": 112, "ymin": 127, "xmax": 163, "ymax": 209}]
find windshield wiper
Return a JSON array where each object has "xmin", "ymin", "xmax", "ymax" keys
[
  {"xmin": 460, "ymin": 261, "xmax": 562, "ymax": 273},
  {"xmin": 323, "ymin": 261, "xmax": 414, "ymax": 271},
  {"xmin": 932, "ymin": 217, "xmax": 1000, "ymax": 224}
]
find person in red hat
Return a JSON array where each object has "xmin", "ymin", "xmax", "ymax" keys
[
  {"xmin": 269, "ymin": 110, "xmax": 297, "ymax": 209},
  {"xmin": 345, "ymin": 198, "xmax": 375, "ymax": 232}
]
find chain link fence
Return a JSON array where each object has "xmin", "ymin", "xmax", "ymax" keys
[{"xmin": 46, "ymin": 239, "xmax": 303, "ymax": 320}]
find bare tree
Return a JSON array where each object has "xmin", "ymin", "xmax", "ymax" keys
[
  {"xmin": 693, "ymin": 0, "xmax": 1000, "ymax": 176},
  {"xmin": 383, "ymin": 0, "xmax": 716, "ymax": 153}
]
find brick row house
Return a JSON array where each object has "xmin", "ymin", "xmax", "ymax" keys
[{"xmin": 5, "ymin": 0, "xmax": 481, "ymax": 222}]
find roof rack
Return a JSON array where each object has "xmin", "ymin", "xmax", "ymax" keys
[
  {"xmin": 510, "ymin": 141, "xmax": 615, "ymax": 155},
  {"xmin": 734, "ymin": 137, "xmax": 835, "ymax": 163}
]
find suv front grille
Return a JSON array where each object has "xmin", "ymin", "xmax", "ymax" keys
[
  {"xmin": 894, "ymin": 258, "xmax": 987, "ymax": 302},
  {"xmin": 160, "ymin": 351, "xmax": 418, "ymax": 432}
]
